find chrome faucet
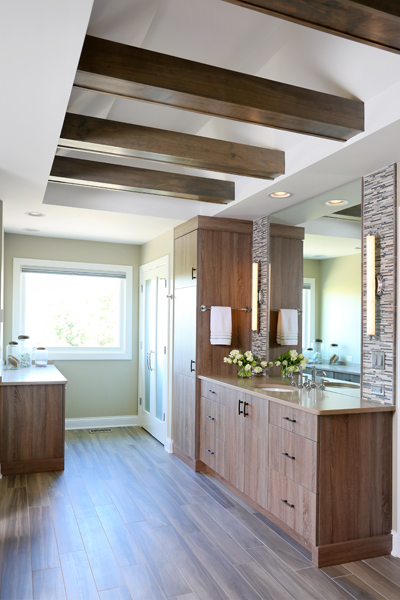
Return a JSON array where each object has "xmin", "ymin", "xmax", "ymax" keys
[
  {"xmin": 311, "ymin": 366, "xmax": 326, "ymax": 388},
  {"xmin": 297, "ymin": 367, "xmax": 303, "ymax": 388}
]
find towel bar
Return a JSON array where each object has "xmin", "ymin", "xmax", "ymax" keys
[
  {"xmin": 200, "ymin": 304, "xmax": 251, "ymax": 313},
  {"xmin": 270, "ymin": 308, "xmax": 302, "ymax": 314}
]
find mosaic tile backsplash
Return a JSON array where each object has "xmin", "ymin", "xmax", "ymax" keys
[
  {"xmin": 252, "ymin": 215, "xmax": 269, "ymax": 359},
  {"xmin": 362, "ymin": 164, "xmax": 396, "ymax": 405}
]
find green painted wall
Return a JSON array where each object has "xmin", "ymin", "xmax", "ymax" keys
[
  {"xmin": 4, "ymin": 233, "xmax": 140, "ymax": 419},
  {"xmin": 139, "ymin": 229, "xmax": 174, "ymax": 267},
  {"xmin": 319, "ymin": 253, "xmax": 361, "ymax": 364},
  {"xmin": 303, "ymin": 259, "xmax": 321, "ymax": 339}
]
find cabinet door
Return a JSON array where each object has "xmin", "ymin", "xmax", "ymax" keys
[
  {"xmin": 172, "ymin": 372, "xmax": 196, "ymax": 460},
  {"xmin": 243, "ymin": 394, "xmax": 268, "ymax": 507},
  {"xmin": 174, "ymin": 231, "xmax": 197, "ymax": 289},
  {"xmin": 225, "ymin": 390, "xmax": 245, "ymax": 493},
  {"xmin": 173, "ymin": 286, "xmax": 196, "ymax": 378}
]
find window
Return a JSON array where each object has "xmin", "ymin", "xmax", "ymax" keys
[
  {"xmin": 302, "ymin": 277, "xmax": 315, "ymax": 352},
  {"xmin": 13, "ymin": 258, "xmax": 132, "ymax": 360}
]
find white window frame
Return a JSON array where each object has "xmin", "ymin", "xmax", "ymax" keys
[{"xmin": 13, "ymin": 258, "xmax": 132, "ymax": 361}]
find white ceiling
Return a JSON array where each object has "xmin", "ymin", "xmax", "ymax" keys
[
  {"xmin": 303, "ymin": 234, "xmax": 361, "ymax": 260},
  {"xmin": 2, "ymin": 0, "xmax": 400, "ymax": 244}
]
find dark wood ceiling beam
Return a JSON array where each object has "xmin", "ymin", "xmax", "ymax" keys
[
  {"xmin": 74, "ymin": 35, "xmax": 364, "ymax": 142},
  {"xmin": 221, "ymin": 1, "xmax": 400, "ymax": 54},
  {"xmin": 49, "ymin": 156, "xmax": 234, "ymax": 204},
  {"xmin": 59, "ymin": 113, "xmax": 285, "ymax": 180}
]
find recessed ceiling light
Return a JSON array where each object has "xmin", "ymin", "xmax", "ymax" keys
[
  {"xmin": 268, "ymin": 191, "xmax": 292, "ymax": 198},
  {"xmin": 25, "ymin": 211, "xmax": 45, "ymax": 217},
  {"xmin": 324, "ymin": 199, "xmax": 348, "ymax": 206},
  {"xmin": 23, "ymin": 228, "xmax": 40, "ymax": 232}
]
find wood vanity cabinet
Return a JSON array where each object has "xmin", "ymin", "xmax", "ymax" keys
[
  {"xmin": 199, "ymin": 380, "xmax": 267, "ymax": 507},
  {"xmin": 173, "ymin": 216, "xmax": 252, "ymax": 469},
  {"xmin": 198, "ymin": 377, "xmax": 393, "ymax": 567},
  {"xmin": 0, "ymin": 382, "xmax": 65, "ymax": 475},
  {"xmin": 268, "ymin": 405, "xmax": 392, "ymax": 566}
]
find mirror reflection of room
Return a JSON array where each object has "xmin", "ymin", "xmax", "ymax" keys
[{"xmin": 271, "ymin": 179, "xmax": 362, "ymax": 389}]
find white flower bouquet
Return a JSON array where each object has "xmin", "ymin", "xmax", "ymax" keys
[
  {"xmin": 268, "ymin": 349, "xmax": 309, "ymax": 377},
  {"xmin": 224, "ymin": 349, "xmax": 267, "ymax": 378}
]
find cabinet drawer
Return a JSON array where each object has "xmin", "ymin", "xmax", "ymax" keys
[
  {"xmin": 269, "ymin": 425, "xmax": 318, "ymax": 492},
  {"xmin": 200, "ymin": 429, "xmax": 225, "ymax": 477},
  {"xmin": 268, "ymin": 468, "xmax": 317, "ymax": 545},
  {"xmin": 199, "ymin": 397, "xmax": 225, "ymax": 440},
  {"xmin": 269, "ymin": 402, "xmax": 318, "ymax": 441},
  {"xmin": 200, "ymin": 380, "xmax": 226, "ymax": 403}
]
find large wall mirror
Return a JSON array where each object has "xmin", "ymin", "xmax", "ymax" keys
[{"xmin": 268, "ymin": 179, "xmax": 362, "ymax": 391}]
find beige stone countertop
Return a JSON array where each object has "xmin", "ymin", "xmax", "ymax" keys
[
  {"xmin": 199, "ymin": 374, "xmax": 395, "ymax": 415},
  {"xmin": 0, "ymin": 365, "xmax": 67, "ymax": 386}
]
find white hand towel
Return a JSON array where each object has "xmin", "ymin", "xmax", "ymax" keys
[
  {"xmin": 277, "ymin": 309, "xmax": 298, "ymax": 345},
  {"xmin": 210, "ymin": 306, "xmax": 232, "ymax": 345}
]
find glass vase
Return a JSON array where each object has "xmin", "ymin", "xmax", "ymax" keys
[
  {"xmin": 238, "ymin": 365, "xmax": 252, "ymax": 378},
  {"xmin": 281, "ymin": 365, "xmax": 291, "ymax": 380}
]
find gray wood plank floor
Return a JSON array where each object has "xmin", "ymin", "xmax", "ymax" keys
[{"xmin": 1, "ymin": 426, "xmax": 400, "ymax": 600}]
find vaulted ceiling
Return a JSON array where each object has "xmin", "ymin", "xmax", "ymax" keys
[{"xmin": 2, "ymin": 0, "xmax": 400, "ymax": 244}]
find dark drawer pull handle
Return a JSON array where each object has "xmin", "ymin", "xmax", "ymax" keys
[
  {"xmin": 208, "ymin": 389, "xmax": 216, "ymax": 394},
  {"xmin": 243, "ymin": 401, "xmax": 249, "ymax": 417},
  {"xmin": 281, "ymin": 499, "xmax": 295, "ymax": 508},
  {"xmin": 282, "ymin": 452, "xmax": 295, "ymax": 460},
  {"xmin": 191, "ymin": 267, "xmax": 197, "ymax": 280},
  {"xmin": 206, "ymin": 415, "xmax": 214, "ymax": 420},
  {"xmin": 283, "ymin": 416, "xmax": 296, "ymax": 423},
  {"xmin": 190, "ymin": 360, "xmax": 196, "ymax": 372},
  {"xmin": 206, "ymin": 449, "xmax": 214, "ymax": 455},
  {"xmin": 238, "ymin": 399, "xmax": 244, "ymax": 415}
]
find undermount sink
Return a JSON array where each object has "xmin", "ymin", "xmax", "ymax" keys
[
  {"xmin": 259, "ymin": 386, "xmax": 297, "ymax": 393},
  {"xmin": 324, "ymin": 381, "xmax": 360, "ymax": 389}
]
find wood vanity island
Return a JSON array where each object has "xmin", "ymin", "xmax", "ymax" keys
[
  {"xmin": 0, "ymin": 365, "xmax": 66, "ymax": 476},
  {"xmin": 197, "ymin": 375, "xmax": 395, "ymax": 567}
]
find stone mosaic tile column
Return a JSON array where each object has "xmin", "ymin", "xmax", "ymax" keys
[
  {"xmin": 362, "ymin": 164, "xmax": 397, "ymax": 404},
  {"xmin": 252, "ymin": 216, "xmax": 269, "ymax": 359}
]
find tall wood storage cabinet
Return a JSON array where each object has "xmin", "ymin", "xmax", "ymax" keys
[
  {"xmin": 173, "ymin": 216, "xmax": 253, "ymax": 469},
  {"xmin": 269, "ymin": 223, "xmax": 304, "ymax": 368}
]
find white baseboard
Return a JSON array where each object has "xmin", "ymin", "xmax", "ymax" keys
[
  {"xmin": 165, "ymin": 437, "xmax": 174, "ymax": 454},
  {"xmin": 392, "ymin": 530, "xmax": 400, "ymax": 557},
  {"xmin": 65, "ymin": 415, "xmax": 138, "ymax": 430}
]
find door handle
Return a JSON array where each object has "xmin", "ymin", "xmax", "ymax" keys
[
  {"xmin": 238, "ymin": 399, "xmax": 244, "ymax": 415},
  {"xmin": 190, "ymin": 360, "xmax": 196, "ymax": 372},
  {"xmin": 206, "ymin": 449, "xmax": 214, "ymax": 455},
  {"xmin": 191, "ymin": 267, "xmax": 197, "ymax": 280},
  {"xmin": 206, "ymin": 415, "xmax": 214, "ymax": 420},
  {"xmin": 147, "ymin": 350, "xmax": 155, "ymax": 371},
  {"xmin": 281, "ymin": 499, "xmax": 295, "ymax": 508},
  {"xmin": 243, "ymin": 401, "xmax": 249, "ymax": 417}
]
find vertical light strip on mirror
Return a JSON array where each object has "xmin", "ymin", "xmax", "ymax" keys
[
  {"xmin": 366, "ymin": 233, "xmax": 375, "ymax": 336},
  {"xmin": 252, "ymin": 262, "xmax": 258, "ymax": 331}
]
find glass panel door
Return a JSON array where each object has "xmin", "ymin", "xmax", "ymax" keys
[{"xmin": 139, "ymin": 260, "xmax": 169, "ymax": 444}]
